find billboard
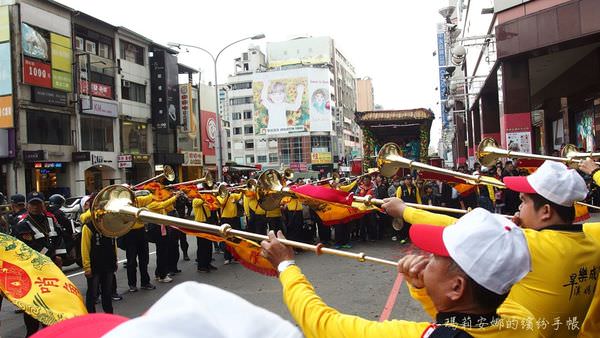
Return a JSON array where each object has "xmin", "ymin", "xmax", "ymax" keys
[
  {"xmin": 179, "ymin": 83, "xmax": 192, "ymax": 132},
  {"xmin": 0, "ymin": 95, "xmax": 12, "ymax": 128},
  {"xmin": 253, "ymin": 68, "xmax": 332, "ymax": 136},
  {"xmin": 0, "ymin": 42, "xmax": 11, "ymax": 95},
  {"xmin": 267, "ymin": 37, "xmax": 332, "ymax": 68},
  {"xmin": 150, "ymin": 49, "xmax": 179, "ymax": 131},
  {"xmin": 21, "ymin": 22, "xmax": 48, "ymax": 60},
  {"xmin": 0, "ymin": 6, "xmax": 9, "ymax": 42},
  {"xmin": 201, "ymin": 110, "xmax": 216, "ymax": 156}
]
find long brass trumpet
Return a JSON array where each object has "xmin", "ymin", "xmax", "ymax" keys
[
  {"xmin": 196, "ymin": 183, "xmax": 230, "ymax": 199},
  {"xmin": 227, "ymin": 178, "xmax": 258, "ymax": 192},
  {"xmin": 165, "ymin": 172, "xmax": 214, "ymax": 189},
  {"xmin": 560, "ymin": 144, "xmax": 600, "ymax": 165},
  {"xmin": 279, "ymin": 168, "xmax": 294, "ymax": 180},
  {"xmin": 91, "ymin": 185, "xmax": 398, "ymax": 267},
  {"xmin": 378, "ymin": 143, "xmax": 504, "ymax": 188},
  {"xmin": 342, "ymin": 168, "xmax": 380, "ymax": 184},
  {"xmin": 312, "ymin": 172, "xmax": 340, "ymax": 185},
  {"xmin": 477, "ymin": 138, "xmax": 596, "ymax": 169},
  {"xmin": 133, "ymin": 165, "xmax": 175, "ymax": 189}
]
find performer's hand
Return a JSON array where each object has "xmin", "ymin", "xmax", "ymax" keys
[
  {"xmin": 512, "ymin": 211, "xmax": 522, "ymax": 227},
  {"xmin": 579, "ymin": 157, "xmax": 599, "ymax": 175},
  {"xmin": 398, "ymin": 254, "xmax": 430, "ymax": 289},
  {"xmin": 381, "ymin": 198, "xmax": 407, "ymax": 219},
  {"xmin": 84, "ymin": 270, "xmax": 92, "ymax": 278},
  {"xmin": 261, "ymin": 230, "xmax": 294, "ymax": 268}
]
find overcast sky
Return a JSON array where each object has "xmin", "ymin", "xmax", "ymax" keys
[{"xmin": 58, "ymin": 0, "xmax": 446, "ymax": 147}]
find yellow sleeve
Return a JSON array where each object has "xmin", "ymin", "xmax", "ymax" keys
[
  {"xmin": 593, "ymin": 170, "xmax": 600, "ymax": 187},
  {"xmin": 407, "ymin": 284, "xmax": 437, "ymax": 319},
  {"xmin": 488, "ymin": 186, "xmax": 495, "ymax": 202},
  {"xmin": 580, "ymin": 284, "xmax": 600, "ymax": 337},
  {"xmin": 79, "ymin": 210, "xmax": 91, "ymax": 225},
  {"xmin": 403, "ymin": 207, "xmax": 457, "ymax": 226},
  {"xmin": 396, "ymin": 187, "xmax": 401, "ymax": 198},
  {"xmin": 280, "ymin": 265, "xmax": 429, "ymax": 338},
  {"xmin": 136, "ymin": 194, "xmax": 154, "ymax": 207},
  {"xmin": 192, "ymin": 198, "xmax": 204, "ymax": 208},
  {"xmin": 231, "ymin": 192, "xmax": 242, "ymax": 202},
  {"xmin": 339, "ymin": 180, "xmax": 357, "ymax": 192},
  {"xmin": 156, "ymin": 195, "xmax": 177, "ymax": 210},
  {"xmin": 416, "ymin": 189, "xmax": 422, "ymax": 204},
  {"xmin": 217, "ymin": 196, "xmax": 225, "ymax": 206},
  {"xmin": 243, "ymin": 196, "xmax": 250, "ymax": 216},
  {"xmin": 81, "ymin": 225, "xmax": 92, "ymax": 273}
]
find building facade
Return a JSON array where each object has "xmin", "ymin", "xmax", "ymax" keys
[{"xmin": 356, "ymin": 77, "xmax": 375, "ymax": 113}]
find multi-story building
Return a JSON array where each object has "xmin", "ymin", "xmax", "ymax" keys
[
  {"xmin": 356, "ymin": 77, "xmax": 375, "ymax": 113},
  {"xmin": 222, "ymin": 37, "xmax": 362, "ymax": 176}
]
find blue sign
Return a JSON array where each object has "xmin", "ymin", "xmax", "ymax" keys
[
  {"xmin": 437, "ymin": 32, "xmax": 449, "ymax": 129},
  {"xmin": 0, "ymin": 42, "xmax": 11, "ymax": 96}
]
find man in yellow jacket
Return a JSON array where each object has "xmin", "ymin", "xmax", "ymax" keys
[
  {"xmin": 217, "ymin": 190, "xmax": 242, "ymax": 265},
  {"xmin": 577, "ymin": 157, "xmax": 600, "ymax": 338},
  {"xmin": 147, "ymin": 193, "xmax": 180, "ymax": 282},
  {"xmin": 261, "ymin": 208, "xmax": 538, "ymax": 338},
  {"xmin": 192, "ymin": 194, "xmax": 218, "ymax": 273},
  {"xmin": 124, "ymin": 192, "xmax": 156, "ymax": 292},
  {"xmin": 382, "ymin": 160, "xmax": 600, "ymax": 338},
  {"xmin": 243, "ymin": 190, "xmax": 267, "ymax": 235}
]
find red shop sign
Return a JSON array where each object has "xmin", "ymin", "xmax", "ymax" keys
[
  {"xmin": 79, "ymin": 80, "xmax": 113, "ymax": 99},
  {"xmin": 23, "ymin": 58, "xmax": 52, "ymax": 88}
]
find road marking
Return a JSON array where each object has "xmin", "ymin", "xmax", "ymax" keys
[
  {"xmin": 66, "ymin": 251, "xmax": 157, "ymax": 278},
  {"xmin": 379, "ymin": 272, "xmax": 404, "ymax": 321}
]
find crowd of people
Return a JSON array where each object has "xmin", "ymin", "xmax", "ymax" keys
[{"xmin": 2, "ymin": 157, "xmax": 600, "ymax": 337}]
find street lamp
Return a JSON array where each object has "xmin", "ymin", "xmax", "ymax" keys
[{"xmin": 168, "ymin": 34, "xmax": 266, "ymax": 182}]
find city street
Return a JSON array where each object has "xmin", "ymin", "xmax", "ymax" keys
[{"xmin": 0, "ymin": 237, "xmax": 429, "ymax": 337}]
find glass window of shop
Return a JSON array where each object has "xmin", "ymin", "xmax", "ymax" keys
[
  {"xmin": 27, "ymin": 110, "xmax": 71, "ymax": 145},
  {"xmin": 121, "ymin": 121, "xmax": 148, "ymax": 154},
  {"xmin": 25, "ymin": 162, "xmax": 70, "ymax": 197},
  {"xmin": 311, "ymin": 135, "xmax": 331, "ymax": 151},
  {"xmin": 81, "ymin": 115, "xmax": 114, "ymax": 151}
]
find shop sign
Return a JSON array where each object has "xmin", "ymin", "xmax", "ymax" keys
[
  {"xmin": 51, "ymin": 69, "xmax": 72, "ymax": 92},
  {"xmin": 23, "ymin": 58, "xmax": 52, "ymax": 88},
  {"xmin": 32, "ymin": 87, "xmax": 67, "ymax": 106},
  {"xmin": 289, "ymin": 162, "xmax": 308, "ymax": 172},
  {"xmin": 34, "ymin": 162, "xmax": 63, "ymax": 168},
  {"xmin": 118, "ymin": 161, "xmax": 132, "ymax": 168},
  {"xmin": 118, "ymin": 155, "xmax": 132, "ymax": 162},
  {"xmin": 23, "ymin": 150, "xmax": 46, "ymax": 162},
  {"xmin": 311, "ymin": 152, "xmax": 332, "ymax": 164},
  {"xmin": 50, "ymin": 34, "xmax": 72, "ymax": 73},
  {"xmin": 182, "ymin": 151, "xmax": 202, "ymax": 166},
  {"xmin": 91, "ymin": 153, "xmax": 114, "ymax": 165},
  {"xmin": 72, "ymin": 151, "xmax": 90, "ymax": 162},
  {"xmin": 339, "ymin": 166, "xmax": 350, "ymax": 172},
  {"xmin": 179, "ymin": 84, "xmax": 191, "ymax": 132},
  {"xmin": 81, "ymin": 96, "xmax": 118, "ymax": 118},
  {"xmin": 80, "ymin": 80, "xmax": 113, "ymax": 99},
  {"xmin": 0, "ymin": 94, "xmax": 13, "ymax": 128},
  {"xmin": 133, "ymin": 154, "xmax": 150, "ymax": 163}
]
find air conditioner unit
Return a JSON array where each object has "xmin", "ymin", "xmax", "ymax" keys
[{"xmin": 122, "ymin": 80, "xmax": 131, "ymax": 88}]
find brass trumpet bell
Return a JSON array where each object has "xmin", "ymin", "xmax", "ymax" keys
[
  {"xmin": 477, "ymin": 138, "xmax": 506, "ymax": 167},
  {"xmin": 256, "ymin": 169, "xmax": 293, "ymax": 211},
  {"xmin": 133, "ymin": 165, "xmax": 176, "ymax": 189},
  {"xmin": 377, "ymin": 143, "xmax": 412, "ymax": 177},
  {"xmin": 561, "ymin": 144, "xmax": 600, "ymax": 164},
  {"xmin": 91, "ymin": 185, "xmax": 138, "ymax": 238},
  {"xmin": 166, "ymin": 172, "xmax": 214, "ymax": 189}
]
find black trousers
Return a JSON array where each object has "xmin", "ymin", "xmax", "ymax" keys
[
  {"xmin": 196, "ymin": 236, "xmax": 213, "ymax": 269},
  {"xmin": 335, "ymin": 223, "xmax": 350, "ymax": 245},
  {"xmin": 360, "ymin": 213, "xmax": 377, "ymax": 241},
  {"xmin": 24, "ymin": 312, "xmax": 40, "ymax": 337},
  {"xmin": 86, "ymin": 271, "xmax": 114, "ymax": 314},
  {"xmin": 167, "ymin": 227, "xmax": 180, "ymax": 273},
  {"xmin": 221, "ymin": 217, "xmax": 241, "ymax": 261},
  {"xmin": 178, "ymin": 230, "xmax": 189, "ymax": 257},
  {"xmin": 124, "ymin": 228, "xmax": 150, "ymax": 287},
  {"xmin": 318, "ymin": 223, "xmax": 331, "ymax": 243},
  {"xmin": 153, "ymin": 227, "xmax": 169, "ymax": 279},
  {"xmin": 286, "ymin": 210, "xmax": 304, "ymax": 242},
  {"xmin": 267, "ymin": 216, "xmax": 283, "ymax": 234},
  {"xmin": 252, "ymin": 214, "xmax": 268, "ymax": 235}
]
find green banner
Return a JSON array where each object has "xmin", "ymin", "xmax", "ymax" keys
[
  {"xmin": 51, "ymin": 44, "xmax": 72, "ymax": 73},
  {"xmin": 52, "ymin": 69, "xmax": 72, "ymax": 92},
  {"xmin": 0, "ymin": 6, "xmax": 9, "ymax": 43}
]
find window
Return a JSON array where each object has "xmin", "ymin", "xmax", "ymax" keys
[
  {"xmin": 233, "ymin": 127, "xmax": 242, "ymax": 135},
  {"xmin": 81, "ymin": 115, "xmax": 114, "ymax": 151},
  {"xmin": 231, "ymin": 82, "xmax": 252, "ymax": 90},
  {"xmin": 120, "ymin": 40, "xmax": 144, "ymax": 65},
  {"xmin": 242, "ymin": 52, "xmax": 248, "ymax": 61},
  {"xmin": 75, "ymin": 37, "xmax": 84, "ymax": 51},
  {"xmin": 229, "ymin": 97, "xmax": 252, "ymax": 105},
  {"xmin": 98, "ymin": 42, "xmax": 111, "ymax": 59},
  {"xmin": 244, "ymin": 125, "xmax": 253, "ymax": 134},
  {"xmin": 243, "ymin": 63, "xmax": 249, "ymax": 71},
  {"xmin": 245, "ymin": 155, "xmax": 255, "ymax": 164},
  {"xmin": 27, "ymin": 111, "xmax": 71, "ymax": 145},
  {"xmin": 232, "ymin": 112, "xmax": 241, "ymax": 120},
  {"xmin": 121, "ymin": 80, "xmax": 146, "ymax": 103},
  {"xmin": 269, "ymin": 153, "xmax": 278, "ymax": 163},
  {"xmin": 121, "ymin": 121, "xmax": 147, "ymax": 154},
  {"xmin": 245, "ymin": 140, "xmax": 254, "ymax": 150},
  {"xmin": 243, "ymin": 110, "xmax": 252, "ymax": 119},
  {"xmin": 257, "ymin": 155, "xmax": 267, "ymax": 163}
]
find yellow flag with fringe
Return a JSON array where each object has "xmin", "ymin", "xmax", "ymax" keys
[{"xmin": 0, "ymin": 233, "xmax": 87, "ymax": 325}]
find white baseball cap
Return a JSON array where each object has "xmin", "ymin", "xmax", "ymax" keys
[
  {"xmin": 503, "ymin": 160, "xmax": 587, "ymax": 206},
  {"xmin": 33, "ymin": 282, "xmax": 302, "ymax": 338},
  {"xmin": 410, "ymin": 208, "xmax": 531, "ymax": 295}
]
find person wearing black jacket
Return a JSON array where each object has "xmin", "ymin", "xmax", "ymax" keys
[
  {"xmin": 5, "ymin": 194, "xmax": 27, "ymax": 234},
  {"xmin": 13, "ymin": 192, "xmax": 66, "ymax": 336}
]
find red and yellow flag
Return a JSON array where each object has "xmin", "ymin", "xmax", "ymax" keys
[
  {"xmin": 0, "ymin": 233, "xmax": 87, "ymax": 325},
  {"xmin": 289, "ymin": 184, "xmax": 378, "ymax": 226},
  {"xmin": 176, "ymin": 229, "xmax": 277, "ymax": 277}
]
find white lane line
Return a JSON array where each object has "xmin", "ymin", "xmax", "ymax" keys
[{"xmin": 66, "ymin": 251, "xmax": 157, "ymax": 278}]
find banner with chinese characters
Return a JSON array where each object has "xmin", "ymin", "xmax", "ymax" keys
[{"xmin": 0, "ymin": 233, "xmax": 87, "ymax": 325}]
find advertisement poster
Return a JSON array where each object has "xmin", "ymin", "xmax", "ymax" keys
[
  {"xmin": 0, "ymin": 95, "xmax": 12, "ymax": 128},
  {"xmin": 253, "ymin": 68, "xmax": 332, "ymax": 136},
  {"xmin": 506, "ymin": 131, "xmax": 531, "ymax": 153},
  {"xmin": 23, "ymin": 57, "xmax": 52, "ymax": 88},
  {"xmin": 267, "ymin": 37, "xmax": 332, "ymax": 68},
  {"xmin": 201, "ymin": 110, "xmax": 216, "ymax": 156},
  {"xmin": 21, "ymin": 22, "xmax": 48, "ymax": 60},
  {"xmin": 0, "ymin": 42, "xmax": 11, "ymax": 96},
  {"xmin": 575, "ymin": 109, "xmax": 595, "ymax": 151},
  {"xmin": 0, "ymin": 6, "xmax": 9, "ymax": 42}
]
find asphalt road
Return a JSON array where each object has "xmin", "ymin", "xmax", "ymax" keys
[{"xmin": 0, "ymin": 236, "xmax": 429, "ymax": 337}]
